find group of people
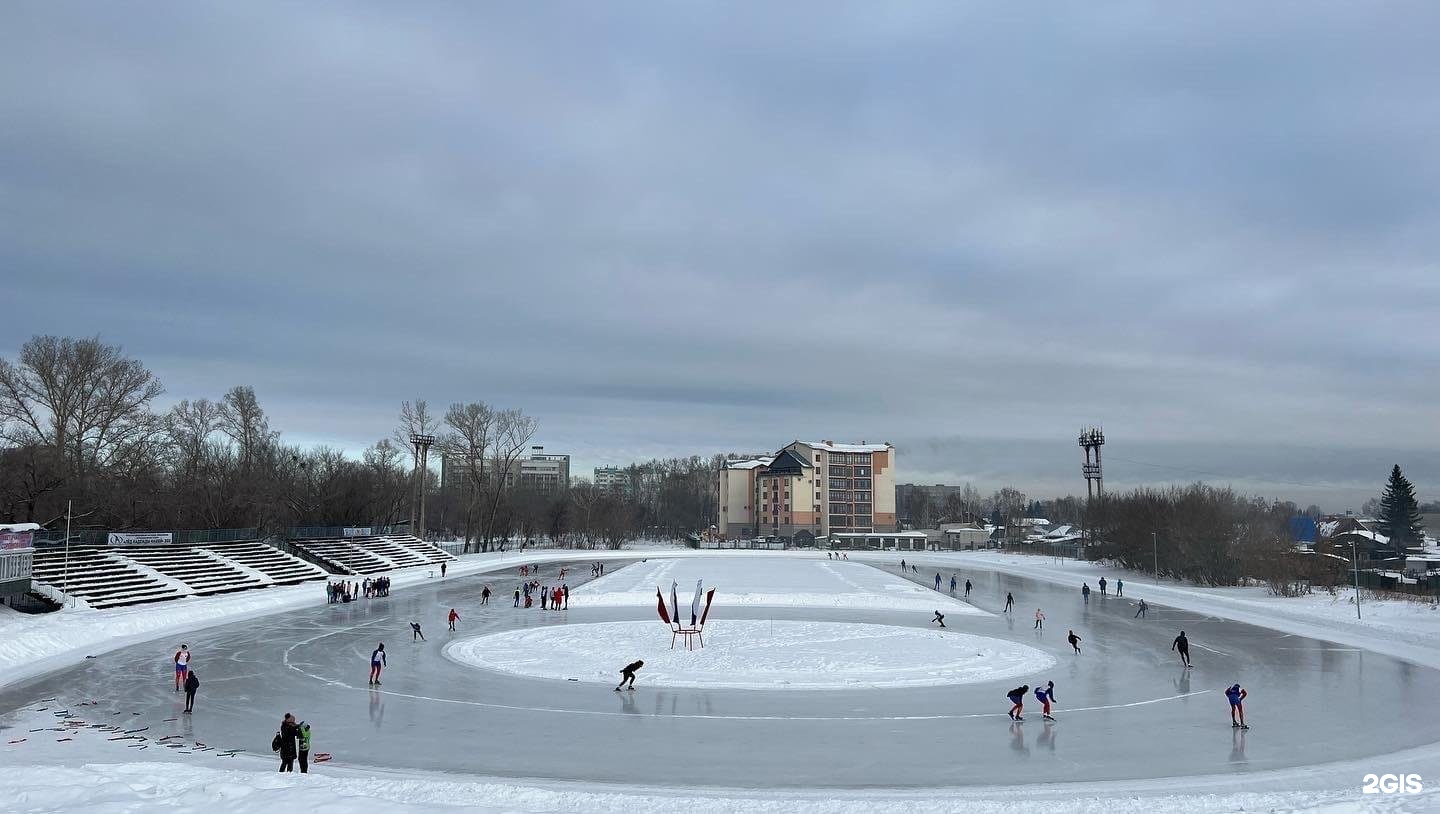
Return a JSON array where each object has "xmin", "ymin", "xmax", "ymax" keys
[
  {"xmin": 590, "ymin": 561, "xmax": 607, "ymax": 577},
  {"xmin": 1079, "ymin": 576, "xmax": 1125, "ymax": 603},
  {"xmin": 272, "ymin": 712, "xmax": 315, "ymax": 772},
  {"xmin": 173, "ymin": 644, "xmax": 199, "ymax": 713},
  {"xmin": 326, "ymin": 576, "xmax": 392, "ymax": 603},
  {"xmin": 824, "ymin": 551, "xmax": 850, "ymax": 559},
  {"xmin": 1006, "ymin": 681, "xmax": 1059, "ymax": 721},
  {"xmin": 515, "ymin": 580, "xmax": 569, "ymax": 609}
]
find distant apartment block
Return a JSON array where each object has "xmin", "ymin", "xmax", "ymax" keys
[
  {"xmin": 441, "ymin": 446, "xmax": 570, "ymax": 495},
  {"xmin": 593, "ymin": 466, "xmax": 629, "ymax": 491},
  {"xmin": 718, "ymin": 440, "xmax": 897, "ymax": 541}
]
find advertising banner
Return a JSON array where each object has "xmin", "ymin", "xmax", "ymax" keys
[
  {"xmin": 0, "ymin": 530, "xmax": 33, "ymax": 551},
  {"xmin": 108, "ymin": 532, "xmax": 175, "ymax": 546},
  {"xmin": 343, "ymin": 527, "xmax": 373, "ymax": 537}
]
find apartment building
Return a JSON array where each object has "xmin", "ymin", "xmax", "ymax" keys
[
  {"xmin": 593, "ymin": 466, "xmax": 629, "ymax": 491},
  {"xmin": 717, "ymin": 440, "xmax": 897, "ymax": 541}
]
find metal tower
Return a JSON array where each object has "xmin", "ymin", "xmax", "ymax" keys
[{"xmin": 1079, "ymin": 427, "xmax": 1105, "ymax": 501}]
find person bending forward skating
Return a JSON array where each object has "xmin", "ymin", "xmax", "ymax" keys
[
  {"xmin": 1173, "ymin": 630, "xmax": 1192, "ymax": 667},
  {"xmin": 1067, "ymin": 630, "xmax": 1081, "ymax": 655},
  {"xmin": 1007, "ymin": 685, "xmax": 1029, "ymax": 721},
  {"xmin": 932, "ymin": 610, "xmax": 946, "ymax": 628},
  {"xmin": 1035, "ymin": 681, "xmax": 1057, "ymax": 721},
  {"xmin": 411, "ymin": 622, "xmax": 425, "ymax": 641},
  {"xmin": 615, "ymin": 659, "xmax": 644, "ymax": 691},
  {"xmin": 1225, "ymin": 683, "xmax": 1248, "ymax": 728},
  {"xmin": 369, "ymin": 643, "xmax": 386, "ymax": 685}
]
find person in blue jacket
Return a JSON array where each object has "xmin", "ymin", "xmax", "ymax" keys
[
  {"xmin": 1035, "ymin": 681, "xmax": 1057, "ymax": 721},
  {"xmin": 1225, "ymin": 684, "xmax": 1249, "ymax": 729}
]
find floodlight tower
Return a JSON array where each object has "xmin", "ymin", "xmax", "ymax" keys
[
  {"xmin": 410, "ymin": 433, "xmax": 436, "ymax": 539},
  {"xmin": 1079, "ymin": 427, "xmax": 1106, "ymax": 500}
]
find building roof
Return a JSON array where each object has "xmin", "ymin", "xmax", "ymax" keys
[
  {"xmin": 832, "ymin": 531, "xmax": 929, "ymax": 538},
  {"xmin": 762, "ymin": 449, "xmax": 811, "ymax": 475},
  {"xmin": 795, "ymin": 440, "xmax": 893, "ymax": 453},
  {"xmin": 725, "ymin": 456, "xmax": 775, "ymax": 470}
]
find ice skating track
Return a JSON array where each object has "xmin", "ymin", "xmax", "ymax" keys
[{"xmin": 3, "ymin": 556, "xmax": 1440, "ymax": 788}]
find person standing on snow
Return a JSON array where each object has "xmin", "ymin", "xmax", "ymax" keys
[
  {"xmin": 1034, "ymin": 608, "xmax": 1046, "ymax": 630},
  {"xmin": 1007, "ymin": 685, "xmax": 1029, "ymax": 721},
  {"xmin": 299, "ymin": 721, "xmax": 314, "ymax": 773},
  {"xmin": 1067, "ymin": 630, "xmax": 1081, "ymax": 655},
  {"xmin": 615, "ymin": 659, "xmax": 644, "ymax": 691},
  {"xmin": 448, "ymin": 608, "xmax": 460, "ymax": 631},
  {"xmin": 1173, "ymin": 631, "xmax": 1193, "ymax": 668},
  {"xmin": 440, "ymin": 561, "xmax": 447, "ymax": 578},
  {"xmin": 1004, "ymin": 592, "xmax": 1015, "ymax": 613},
  {"xmin": 369, "ymin": 643, "xmax": 386, "ymax": 685},
  {"xmin": 1035, "ymin": 681, "xmax": 1057, "ymax": 721},
  {"xmin": 1098, "ymin": 577, "xmax": 1107, "ymax": 596},
  {"xmin": 1082, "ymin": 583, "xmax": 1090, "ymax": 604},
  {"xmin": 562, "ymin": 584, "xmax": 570, "ymax": 609},
  {"xmin": 183, "ymin": 670, "xmax": 199, "ymax": 713},
  {"xmin": 276, "ymin": 713, "xmax": 300, "ymax": 772},
  {"xmin": 932, "ymin": 610, "xmax": 946, "ymax": 628},
  {"xmin": 1225, "ymin": 684, "xmax": 1249, "ymax": 729}
]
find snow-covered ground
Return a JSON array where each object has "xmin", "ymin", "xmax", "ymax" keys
[
  {"xmin": 572, "ymin": 555, "xmax": 987, "ymax": 614},
  {"xmin": 864, "ymin": 550, "xmax": 1440, "ymax": 669},
  {"xmin": 445, "ymin": 619, "xmax": 1052, "ymax": 690}
]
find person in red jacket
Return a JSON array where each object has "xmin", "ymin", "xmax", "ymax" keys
[{"xmin": 448, "ymin": 608, "xmax": 460, "ymax": 631}]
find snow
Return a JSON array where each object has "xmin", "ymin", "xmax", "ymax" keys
[
  {"xmin": 0, "ymin": 522, "xmax": 42, "ymax": 532},
  {"xmin": 862, "ymin": 550, "xmax": 1440, "ymax": 670},
  {"xmin": 796, "ymin": 440, "xmax": 892, "ymax": 452},
  {"xmin": 571, "ymin": 556, "xmax": 988, "ymax": 614},
  {"xmin": 445, "ymin": 619, "xmax": 1053, "ymax": 690}
]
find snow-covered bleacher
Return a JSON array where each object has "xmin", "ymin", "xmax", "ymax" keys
[
  {"xmin": 289, "ymin": 534, "xmax": 456, "ymax": 576},
  {"xmin": 31, "ymin": 540, "xmax": 329, "ymax": 609}
]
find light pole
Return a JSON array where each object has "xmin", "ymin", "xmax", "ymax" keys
[
  {"xmin": 1152, "ymin": 531, "xmax": 1159, "ymax": 585},
  {"xmin": 1351, "ymin": 538, "xmax": 1362, "ymax": 620},
  {"xmin": 62, "ymin": 500, "xmax": 73, "ymax": 604}
]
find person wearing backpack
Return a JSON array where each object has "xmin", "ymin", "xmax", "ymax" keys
[
  {"xmin": 275, "ymin": 712, "xmax": 300, "ymax": 772},
  {"xmin": 299, "ymin": 721, "xmax": 313, "ymax": 773}
]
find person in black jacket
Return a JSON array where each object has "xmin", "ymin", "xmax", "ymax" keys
[
  {"xmin": 277, "ymin": 713, "xmax": 300, "ymax": 772},
  {"xmin": 183, "ymin": 670, "xmax": 200, "ymax": 713},
  {"xmin": 614, "ymin": 660, "xmax": 644, "ymax": 691},
  {"xmin": 1007, "ymin": 685, "xmax": 1029, "ymax": 721}
]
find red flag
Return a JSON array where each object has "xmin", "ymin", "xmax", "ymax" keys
[
  {"xmin": 698, "ymin": 587, "xmax": 717, "ymax": 626},
  {"xmin": 656, "ymin": 587, "xmax": 671, "ymax": 625}
]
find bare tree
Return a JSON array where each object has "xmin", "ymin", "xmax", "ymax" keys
[
  {"xmin": 441, "ymin": 401, "xmax": 495, "ymax": 553},
  {"xmin": 481, "ymin": 409, "xmax": 537, "ymax": 551}
]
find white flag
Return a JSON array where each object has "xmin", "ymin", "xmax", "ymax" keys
[{"xmin": 690, "ymin": 579, "xmax": 704, "ymax": 626}]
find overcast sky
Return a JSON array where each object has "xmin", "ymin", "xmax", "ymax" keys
[{"xmin": 3, "ymin": 3, "xmax": 1438, "ymax": 509}]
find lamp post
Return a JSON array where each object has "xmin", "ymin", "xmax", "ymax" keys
[
  {"xmin": 1351, "ymin": 537, "xmax": 1362, "ymax": 620},
  {"xmin": 1152, "ymin": 531, "xmax": 1159, "ymax": 585},
  {"xmin": 62, "ymin": 500, "xmax": 72, "ymax": 604}
]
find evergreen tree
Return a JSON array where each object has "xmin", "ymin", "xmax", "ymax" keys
[{"xmin": 1376, "ymin": 465, "xmax": 1425, "ymax": 553}]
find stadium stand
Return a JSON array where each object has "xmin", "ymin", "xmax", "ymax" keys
[
  {"xmin": 31, "ymin": 540, "xmax": 329, "ymax": 609},
  {"xmin": 289, "ymin": 535, "xmax": 456, "ymax": 575}
]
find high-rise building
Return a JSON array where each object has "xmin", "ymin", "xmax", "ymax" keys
[
  {"xmin": 717, "ymin": 440, "xmax": 897, "ymax": 541},
  {"xmin": 593, "ymin": 466, "xmax": 629, "ymax": 491},
  {"xmin": 441, "ymin": 446, "xmax": 570, "ymax": 496}
]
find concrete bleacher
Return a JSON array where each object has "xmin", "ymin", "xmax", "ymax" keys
[
  {"xmin": 30, "ymin": 540, "xmax": 329, "ymax": 609},
  {"xmin": 289, "ymin": 534, "xmax": 456, "ymax": 576}
]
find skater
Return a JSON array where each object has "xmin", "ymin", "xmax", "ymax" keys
[
  {"xmin": 369, "ymin": 643, "xmax": 386, "ymax": 684},
  {"xmin": 1035, "ymin": 681, "xmax": 1057, "ymax": 721},
  {"xmin": 911, "ymin": 564, "xmax": 917, "ymax": 573},
  {"xmin": 950, "ymin": 575, "xmax": 957, "ymax": 594},
  {"xmin": 481, "ymin": 585, "xmax": 491, "ymax": 605},
  {"xmin": 1134, "ymin": 599, "xmax": 1148, "ymax": 618},
  {"xmin": 183, "ymin": 670, "xmax": 199, "ymax": 713},
  {"xmin": 299, "ymin": 721, "xmax": 313, "ymax": 773},
  {"xmin": 1007, "ymin": 685, "xmax": 1029, "ymax": 721},
  {"xmin": 1082, "ymin": 583, "xmax": 1090, "ymax": 603},
  {"xmin": 1034, "ymin": 608, "xmax": 1045, "ymax": 630},
  {"xmin": 448, "ymin": 608, "xmax": 460, "ymax": 631},
  {"xmin": 173, "ymin": 644, "xmax": 191, "ymax": 692},
  {"xmin": 1116, "ymin": 579, "xmax": 1123, "ymax": 597},
  {"xmin": 1172, "ymin": 630, "xmax": 1192, "ymax": 667},
  {"xmin": 964, "ymin": 579, "xmax": 972, "ymax": 598},
  {"xmin": 1004, "ymin": 592, "xmax": 1015, "ymax": 613},
  {"xmin": 562, "ymin": 584, "xmax": 570, "ymax": 609},
  {"xmin": 614, "ymin": 659, "xmax": 644, "ymax": 691},
  {"xmin": 1067, "ymin": 630, "xmax": 1081, "ymax": 655},
  {"xmin": 411, "ymin": 622, "xmax": 426, "ymax": 641},
  {"xmin": 1225, "ymin": 683, "xmax": 1248, "ymax": 728},
  {"xmin": 932, "ymin": 610, "xmax": 946, "ymax": 628},
  {"xmin": 514, "ymin": 587, "xmax": 521, "ymax": 607},
  {"xmin": 276, "ymin": 713, "xmax": 300, "ymax": 772},
  {"xmin": 440, "ymin": 562, "xmax": 447, "ymax": 578},
  {"xmin": 935, "ymin": 572, "xmax": 942, "ymax": 590},
  {"xmin": 900, "ymin": 559, "xmax": 907, "ymax": 571},
  {"xmin": 541, "ymin": 586, "xmax": 548, "ymax": 610},
  {"xmin": 1098, "ymin": 577, "xmax": 1107, "ymax": 596}
]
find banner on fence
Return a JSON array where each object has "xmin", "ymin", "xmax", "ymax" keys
[
  {"xmin": 0, "ymin": 530, "xmax": 33, "ymax": 551},
  {"xmin": 343, "ymin": 527, "xmax": 373, "ymax": 537},
  {"xmin": 108, "ymin": 532, "xmax": 175, "ymax": 546}
]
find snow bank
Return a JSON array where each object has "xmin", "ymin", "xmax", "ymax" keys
[
  {"xmin": 573, "ymin": 556, "xmax": 987, "ymax": 614},
  {"xmin": 445, "ymin": 620, "xmax": 1052, "ymax": 690}
]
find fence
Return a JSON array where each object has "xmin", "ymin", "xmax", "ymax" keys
[{"xmin": 34, "ymin": 528, "xmax": 260, "ymax": 546}]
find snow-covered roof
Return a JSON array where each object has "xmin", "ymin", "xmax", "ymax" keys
[
  {"xmin": 0, "ymin": 523, "xmax": 41, "ymax": 533},
  {"xmin": 1334, "ymin": 529, "xmax": 1390, "ymax": 544},
  {"xmin": 832, "ymin": 531, "xmax": 929, "ymax": 538},
  {"xmin": 796, "ymin": 441, "xmax": 893, "ymax": 453},
  {"xmin": 1043, "ymin": 525, "xmax": 1074, "ymax": 539},
  {"xmin": 725, "ymin": 457, "xmax": 775, "ymax": 470}
]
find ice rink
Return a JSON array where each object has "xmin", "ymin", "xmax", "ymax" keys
[{"xmin": 3, "ymin": 554, "xmax": 1440, "ymax": 789}]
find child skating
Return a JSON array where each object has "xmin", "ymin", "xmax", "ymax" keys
[{"xmin": 1033, "ymin": 608, "xmax": 1045, "ymax": 630}]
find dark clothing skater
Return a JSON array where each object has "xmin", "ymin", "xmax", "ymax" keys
[
  {"xmin": 1098, "ymin": 577, "xmax": 1107, "ymax": 596},
  {"xmin": 481, "ymin": 586, "xmax": 491, "ymax": 605},
  {"xmin": 1004, "ymin": 592, "xmax": 1015, "ymax": 613},
  {"xmin": 1007, "ymin": 685, "xmax": 1029, "ymax": 721},
  {"xmin": 411, "ymin": 622, "xmax": 425, "ymax": 641},
  {"xmin": 932, "ymin": 611, "xmax": 946, "ymax": 628},
  {"xmin": 1173, "ymin": 631, "xmax": 1192, "ymax": 667},
  {"xmin": 440, "ymin": 562, "xmax": 447, "ymax": 578},
  {"xmin": 277, "ymin": 714, "xmax": 300, "ymax": 772},
  {"xmin": 183, "ymin": 671, "xmax": 199, "ymax": 712},
  {"xmin": 964, "ymin": 580, "xmax": 972, "ymax": 598},
  {"xmin": 1067, "ymin": 630, "xmax": 1081, "ymax": 654},
  {"xmin": 514, "ymin": 588, "xmax": 521, "ymax": 607},
  {"xmin": 369, "ymin": 643, "xmax": 386, "ymax": 685},
  {"xmin": 1116, "ymin": 579, "xmax": 1123, "ymax": 596},
  {"xmin": 615, "ymin": 660, "xmax": 644, "ymax": 691},
  {"xmin": 1082, "ymin": 584, "xmax": 1090, "ymax": 603},
  {"xmin": 1134, "ymin": 599, "xmax": 1148, "ymax": 618}
]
